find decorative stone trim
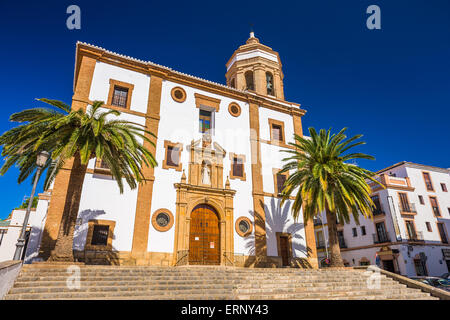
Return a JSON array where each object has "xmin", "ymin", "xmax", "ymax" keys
[
  {"xmin": 268, "ymin": 118, "xmax": 286, "ymax": 144},
  {"xmin": 235, "ymin": 217, "xmax": 253, "ymax": 237},
  {"xmin": 228, "ymin": 102, "xmax": 241, "ymax": 117},
  {"xmin": 194, "ymin": 93, "xmax": 221, "ymax": 112},
  {"xmin": 162, "ymin": 140, "xmax": 183, "ymax": 171},
  {"xmin": 107, "ymin": 79, "xmax": 134, "ymax": 110},
  {"xmin": 272, "ymin": 168, "xmax": 289, "ymax": 196},
  {"xmin": 85, "ymin": 219, "xmax": 116, "ymax": 251},
  {"xmin": 171, "ymin": 86, "xmax": 187, "ymax": 103},
  {"xmin": 151, "ymin": 209, "xmax": 174, "ymax": 232},
  {"xmin": 229, "ymin": 153, "xmax": 246, "ymax": 181}
]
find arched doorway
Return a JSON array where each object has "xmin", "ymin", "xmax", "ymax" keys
[{"xmin": 189, "ymin": 204, "xmax": 220, "ymax": 265}]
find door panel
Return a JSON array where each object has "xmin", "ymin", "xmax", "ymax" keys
[
  {"xmin": 189, "ymin": 204, "xmax": 220, "ymax": 265},
  {"xmin": 279, "ymin": 236, "xmax": 290, "ymax": 266}
]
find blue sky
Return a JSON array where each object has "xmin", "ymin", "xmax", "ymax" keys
[{"xmin": 0, "ymin": 1, "xmax": 449, "ymax": 219}]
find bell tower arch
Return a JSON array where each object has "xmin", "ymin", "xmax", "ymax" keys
[{"xmin": 225, "ymin": 32, "xmax": 285, "ymax": 100}]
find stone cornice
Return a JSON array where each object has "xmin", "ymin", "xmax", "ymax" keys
[{"xmin": 75, "ymin": 42, "xmax": 305, "ymax": 117}]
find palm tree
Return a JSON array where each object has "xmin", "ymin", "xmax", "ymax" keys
[
  {"xmin": 0, "ymin": 99, "xmax": 157, "ymax": 261},
  {"xmin": 280, "ymin": 127, "xmax": 382, "ymax": 267}
]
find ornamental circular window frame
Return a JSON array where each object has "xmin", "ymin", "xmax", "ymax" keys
[
  {"xmin": 151, "ymin": 209, "xmax": 174, "ymax": 232},
  {"xmin": 228, "ymin": 102, "xmax": 241, "ymax": 117},
  {"xmin": 171, "ymin": 87, "xmax": 187, "ymax": 103},
  {"xmin": 235, "ymin": 216, "xmax": 253, "ymax": 237}
]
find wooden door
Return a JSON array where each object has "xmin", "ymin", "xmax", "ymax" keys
[
  {"xmin": 382, "ymin": 259, "xmax": 395, "ymax": 273},
  {"xmin": 189, "ymin": 204, "xmax": 220, "ymax": 265},
  {"xmin": 279, "ymin": 236, "xmax": 290, "ymax": 266}
]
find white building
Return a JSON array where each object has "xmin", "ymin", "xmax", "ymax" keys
[
  {"xmin": 315, "ymin": 162, "xmax": 450, "ymax": 277},
  {"xmin": 29, "ymin": 34, "xmax": 319, "ymax": 268},
  {"xmin": 0, "ymin": 191, "xmax": 51, "ymax": 263}
]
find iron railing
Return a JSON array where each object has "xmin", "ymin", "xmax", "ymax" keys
[
  {"xmin": 405, "ymin": 231, "xmax": 424, "ymax": 242},
  {"xmin": 399, "ymin": 202, "xmax": 417, "ymax": 213}
]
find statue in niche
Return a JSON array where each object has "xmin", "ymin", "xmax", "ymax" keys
[{"xmin": 201, "ymin": 162, "xmax": 211, "ymax": 185}]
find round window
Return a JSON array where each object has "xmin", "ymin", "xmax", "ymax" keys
[
  {"xmin": 156, "ymin": 213, "xmax": 170, "ymax": 227},
  {"xmin": 171, "ymin": 87, "xmax": 186, "ymax": 103},
  {"xmin": 228, "ymin": 103, "xmax": 241, "ymax": 117},
  {"xmin": 174, "ymin": 90, "xmax": 183, "ymax": 100},
  {"xmin": 235, "ymin": 217, "xmax": 252, "ymax": 237},
  {"xmin": 239, "ymin": 220, "xmax": 250, "ymax": 233},
  {"xmin": 152, "ymin": 209, "xmax": 174, "ymax": 232}
]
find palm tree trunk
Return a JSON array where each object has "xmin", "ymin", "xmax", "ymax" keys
[
  {"xmin": 325, "ymin": 208, "xmax": 344, "ymax": 267},
  {"xmin": 49, "ymin": 153, "xmax": 87, "ymax": 262}
]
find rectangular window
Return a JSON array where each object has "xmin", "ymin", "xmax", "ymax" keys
[
  {"xmin": 429, "ymin": 196, "xmax": 440, "ymax": 216},
  {"xmin": 232, "ymin": 157, "xmax": 244, "ymax": 178},
  {"xmin": 271, "ymin": 124, "xmax": 282, "ymax": 142},
  {"xmin": 91, "ymin": 225, "xmax": 109, "ymax": 246},
  {"xmin": 268, "ymin": 119, "xmax": 285, "ymax": 143},
  {"xmin": 418, "ymin": 195, "xmax": 424, "ymax": 205},
  {"xmin": 375, "ymin": 222, "xmax": 389, "ymax": 243},
  {"xmin": 111, "ymin": 86, "xmax": 129, "ymax": 108},
  {"xmin": 371, "ymin": 195, "xmax": 383, "ymax": 215},
  {"xmin": 399, "ymin": 193, "xmax": 410, "ymax": 212},
  {"xmin": 166, "ymin": 146, "xmax": 180, "ymax": 167},
  {"xmin": 337, "ymin": 230, "xmax": 346, "ymax": 248},
  {"xmin": 199, "ymin": 109, "xmax": 212, "ymax": 134},
  {"xmin": 163, "ymin": 140, "xmax": 183, "ymax": 171},
  {"xmin": 316, "ymin": 231, "xmax": 324, "ymax": 248},
  {"xmin": 425, "ymin": 222, "xmax": 432, "ymax": 232},
  {"xmin": 422, "ymin": 172, "xmax": 434, "ymax": 191},
  {"xmin": 405, "ymin": 220, "xmax": 417, "ymax": 240},
  {"xmin": 276, "ymin": 173, "xmax": 287, "ymax": 194},
  {"xmin": 361, "ymin": 226, "xmax": 366, "ymax": 236},
  {"xmin": 0, "ymin": 229, "xmax": 7, "ymax": 247},
  {"xmin": 441, "ymin": 183, "xmax": 448, "ymax": 192},
  {"xmin": 437, "ymin": 223, "xmax": 448, "ymax": 244},
  {"xmin": 352, "ymin": 228, "xmax": 357, "ymax": 237}
]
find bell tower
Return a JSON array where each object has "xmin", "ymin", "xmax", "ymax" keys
[{"xmin": 226, "ymin": 32, "xmax": 285, "ymax": 100}]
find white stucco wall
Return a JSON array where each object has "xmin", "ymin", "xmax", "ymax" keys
[
  {"xmin": 0, "ymin": 201, "xmax": 49, "ymax": 263},
  {"xmin": 48, "ymin": 59, "xmax": 309, "ymax": 260}
]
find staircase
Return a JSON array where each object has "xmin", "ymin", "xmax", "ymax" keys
[{"xmin": 4, "ymin": 264, "xmax": 438, "ymax": 300}]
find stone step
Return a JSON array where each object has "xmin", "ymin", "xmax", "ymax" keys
[
  {"xmin": 19, "ymin": 269, "xmax": 367, "ymax": 275},
  {"xmin": 9, "ymin": 281, "xmax": 407, "ymax": 294},
  {"xmin": 12, "ymin": 278, "xmax": 399, "ymax": 288},
  {"xmin": 17, "ymin": 271, "xmax": 383, "ymax": 278},
  {"xmin": 15, "ymin": 276, "xmax": 391, "ymax": 285},
  {"xmin": 5, "ymin": 287, "xmax": 431, "ymax": 300},
  {"xmin": 7, "ymin": 266, "xmax": 436, "ymax": 300}
]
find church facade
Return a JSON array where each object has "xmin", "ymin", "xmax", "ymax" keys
[{"xmin": 35, "ymin": 34, "xmax": 318, "ymax": 268}]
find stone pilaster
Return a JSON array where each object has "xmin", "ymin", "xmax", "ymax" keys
[{"xmin": 130, "ymin": 74, "xmax": 163, "ymax": 263}]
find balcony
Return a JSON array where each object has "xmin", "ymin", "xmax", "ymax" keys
[
  {"xmin": 373, "ymin": 233, "xmax": 391, "ymax": 244},
  {"xmin": 399, "ymin": 202, "xmax": 417, "ymax": 214},
  {"xmin": 372, "ymin": 208, "xmax": 385, "ymax": 216},
  {"xmin": 405, "ymin": 231, "xmax": 424, "ymax": 242}
]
